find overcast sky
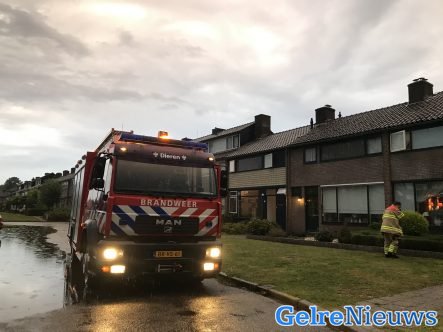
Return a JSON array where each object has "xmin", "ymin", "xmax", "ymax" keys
[{"xmin": 1, "ymin": 0, "xmax": 443, "ymax": 184}]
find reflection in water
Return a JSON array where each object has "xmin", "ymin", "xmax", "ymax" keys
[{"xmin": 0, "ymin": 226, "xmax": 65, "ymax": 322}]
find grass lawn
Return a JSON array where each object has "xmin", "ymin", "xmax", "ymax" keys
[
  {"xmin": 221, "ymin": 235, "xmax": 443, "ymax": 309},
  {"xmin": 0, "ymin": 212, "xmax": 42, "ymax": 222}
]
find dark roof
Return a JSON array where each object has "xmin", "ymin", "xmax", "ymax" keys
[
  {"xmin": 194, "ymin": 122, "xmax": 254, "ymax": 142},
  {"xmin": 294, "ymin": 91, "xmax": 443, "ymax": 145},
  {"xmin": 224, "ymin": 125, "xmax": 311, "ymax": 159}
]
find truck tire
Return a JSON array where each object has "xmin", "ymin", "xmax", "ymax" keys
[{"xmin": 81, "ymin": 252, "xmax": 98, "ymax": 301}]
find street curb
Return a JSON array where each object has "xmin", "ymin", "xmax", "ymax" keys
[
  {"xmin": 218, "ymin": 272, "xmax": 358, "ymax": 332},
  {"xmin": 246, "ymin": 235, "xmax": 443, "ymax": 259}
]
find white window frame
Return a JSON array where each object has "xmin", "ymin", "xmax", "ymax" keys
[
  {"xmin": 390, "ymin": 130, "xmax": 406, "ymax": 152},
  {"xmin": 264, "ymin": 153, "xmax": 273, "ymax": 168},
  {"xmin": 229, "ymin": 191, "xmax": 238, "ymax": 214},
  {"xmin": 229, "ymin": 160, "xmax": 236, "ymax": 173}
]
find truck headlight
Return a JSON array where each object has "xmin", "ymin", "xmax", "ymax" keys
[
  {"xmin": 103, "ymin": 248, "xmax": 123, "ymax": 260},
  {"xmin": 206, "ymin": 247, "xmax": 221, "ymax": 258}
]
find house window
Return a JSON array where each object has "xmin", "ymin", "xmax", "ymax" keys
[
  {"xmin": 304, "ymin": 147, "xmax": 317, "ymax": 163},
  {"xmin": 321, "ymin": 139, "xmax": 365, "ymax": 161},
  {"xmin": 229, "ymin": 191, "xmax": 238, "ymax": 214},
  {"xmin": 208, "ymin": 138, "xmax": 226, "ymax": 154},
  {"xmin": 369, "ymin": 184, "xmax": 385, "ymax": 223},
  {"xmin": 226, "ymin": 135, "xmax": 239, "ymax": 150},
  {"xmin": 273, "ymin": 150, "xmax": 286, "ymax": 167},
  {"xmin": 415, "ymin": 181, "xmax": 443, "ymax": 227},
  {"xmin": 390, "ymin": 131, "xmax": 406, "ymax": 152},
  {"xmin": 367, "ymin": 137, "xmax": 382, "ymax": 154},
  {"xmin": 393, "ymin": 183, "xmax": 415, "ymax": 211},
  {"xmin": 229, "ymin": 160, "xmax": 236, "ymax": 173},
  {"xmin": 233, "ymin": 135, "xmax": 239, "ymax": 148},
  {"xmin": 338, "ymin": 186, "xmax": 369, "ymax": 224},
  {"xmin": 237, "ymin": 156, "xmax": 262, "ymax": 172},
  {"xmin": 412, "ymin": 125, "xmax": 443, "ymax": 150},
  {"xmin": 322, "ymin": 184, "xmax": 384, "ymax": 224},
  {"xmin": 322, "ymin": 187, "xmax": 337, "ymax": 223},
  {"xmin": 264, "ymin": 153, "xmax": 273, "ymax": 168},
  {"xmin": 239, "ymin": 190, "xmax": 263, "ymax": 218}
]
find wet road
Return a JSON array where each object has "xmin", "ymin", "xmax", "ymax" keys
[
  {"xmin": 0, "ymin": 224, "xmax": 65, "ymax": 321},
  {"xmin": 0, "ymin": 223, "xmax": 332, "ymax": 332}
]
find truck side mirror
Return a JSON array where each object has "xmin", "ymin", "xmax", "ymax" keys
[
  {"xmin": 92, "ymin": 178, "xmax": 105, "ymax": 189},
  {"xmin": 220, "ymin": 170, "xmax": 228, "ymax": 197},
  {"xmin": 89, "ymin": 157, "xmax": 107, "ymax": 189}
]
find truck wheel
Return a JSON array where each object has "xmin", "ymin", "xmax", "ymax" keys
[{"xmin": 81, "ymin": 253, "xmax": 98, "ymax": 301}]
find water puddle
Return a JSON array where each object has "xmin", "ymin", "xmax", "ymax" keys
[{"xmin": 0, "ymin": 225, "xmax": 65, "ymax": 322}]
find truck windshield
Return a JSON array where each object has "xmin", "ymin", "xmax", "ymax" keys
[{"xmin": 114, "ymin": 159, "xmax": 217, "ymax": 197}]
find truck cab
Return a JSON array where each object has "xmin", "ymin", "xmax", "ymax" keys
[{"xmin": 68, "ymin": 130, "xmax": 226, "ymax": 291}]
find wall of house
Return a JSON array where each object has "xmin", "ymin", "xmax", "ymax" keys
[
  {"xmin": 229, "ymin": 167, "xmax": 286, "ymax": 189},
  {"xmin": 287, "ymin": 188, "xmax": 307, "ymax": 234},
  {"xmin": 289, "ymin": 149, "xmax": 384, "ymax": 187},
  {"xmin": 390, "ymin": 147, "xmax": 443, "ymax": 181}
]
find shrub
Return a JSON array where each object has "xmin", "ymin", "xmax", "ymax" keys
[
  {"xmin": 222, "ymin": 222, "xmax": 247, "ymax": 235},
  {"xmin": 400, "ymin": 211, "xmax": 429, "ymax": 236},
  {"xmin": 246, "ymin": 219, "xmax": 272, "ymax": 235},
  {"xmin": 315, "ymin": 231, "xmax": 334, "ymax": 242},
  {"xmin": 222, "ymin": 214, "xmax": 235, "ymax": 223},
  {"xmin": 25, "ymin": 208, "xmax": 47, "ymax": 216},
  {"xmin": 337, "ymin": 228, "xmax": 352, "ymax": 244},
  {"xmin": 400, "ymin": 238, "xmax": 443, "ymax": 252},
  {"xmin": 369, "ymin": 222, "xmax": 381, "ymax": 230},
  {"xmin": 47, "ymin": 207, "xmax": 70, "ymax": 221},
  {"xmin": 268, "ymin": 223, "xmax": 286, "ymax": 237},
  {"xmin": 350, "ymin": 234, "xmax": 384, "ymax": 247}
]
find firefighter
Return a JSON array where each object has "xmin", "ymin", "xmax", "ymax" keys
[{"xmin": 380, "ymin": 201, "xmax": 404, "ymax": 258}]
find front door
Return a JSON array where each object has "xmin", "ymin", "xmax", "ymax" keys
[
  {"xmin": 276, "ymin": 194, "xmax": 286, "ymax": 230},
  {"xmin": 305, "ymin": 186, "xmax": 319, "ymax": 232}
]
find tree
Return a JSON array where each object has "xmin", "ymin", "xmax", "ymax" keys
[
  {"xmin": 26, "ymin": 190, "xmax": 39, "ymax": 209},
  {"xmin": 3, "ymin": 177, "xmax": 21, "ymax": 191},
  {"xmin": 39, "ymin": 180, "xmax": 62, "ymax": 209}
]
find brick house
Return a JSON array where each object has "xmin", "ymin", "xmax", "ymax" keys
[
  {"xmin": 225, "ymin": 126, "xmax": 310, "ymax": 229},
  {"xmin": 287, "ymin": 78, "xmax": 443, "ymax": 234},
  {"xmin": 194, "ymin": 114, "xmax": 273, "ymax": 169}
]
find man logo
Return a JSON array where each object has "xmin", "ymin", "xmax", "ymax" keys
[
  {"xmin": 164, "ymin": 226, "xmax": 173, "ymax": 233},
  {"xmin": 153, "ymin": 152, "xmax": 159, "ymax": 158},
  {"xmin": 182, "ymin": 155, "xmax": 187, "ymax": 160},
  {"xmin": 156, "ymin": 219, "xmax": 182, "ymax": 226}
]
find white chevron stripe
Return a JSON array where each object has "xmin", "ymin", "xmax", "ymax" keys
[
  {"xmin": 111, "ymin": 213, "xmax": 136, "ymax": 236},
  {"xmin": 198, "ymin": 209, "xmax": 216, "ymax": 221}
]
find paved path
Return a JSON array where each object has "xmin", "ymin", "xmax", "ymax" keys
[{"xmin": 353, "ymin": 285, "xmax": 443, "ymax": 331}]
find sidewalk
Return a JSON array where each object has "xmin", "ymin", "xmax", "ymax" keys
[{"xmin": 352, "ymin": 285, "xmax": 443, "ymax": 331}]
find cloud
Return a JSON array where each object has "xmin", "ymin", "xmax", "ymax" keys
[
  {"xmin": 0, "ymin": 3, "xmax": 89, "ymax": 56},
  {"xmin": 1, "ymin": 0, "xmax": 443, "ymax": 184}
]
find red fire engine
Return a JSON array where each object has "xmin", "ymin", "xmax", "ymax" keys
[{"xmin": 67, "ymin": 129, "xmax": 226, "ymax": 292}]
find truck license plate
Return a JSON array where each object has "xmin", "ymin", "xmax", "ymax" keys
[{"xmin": 154, "ymin": 251, "xmax": 182, "ymax": 258}]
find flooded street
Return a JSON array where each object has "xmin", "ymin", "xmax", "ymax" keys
[
  {"xmin": 0, "ymin": 224, "xmax": 66, "ymax": 322},
  {"xmin": 0, "ymin": 223, "xmax": 331, "ymax": 331}
]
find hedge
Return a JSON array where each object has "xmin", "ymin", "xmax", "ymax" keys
[{"xmin": 349, "ymin": 234, "xmax": 443, "ymax": 252}]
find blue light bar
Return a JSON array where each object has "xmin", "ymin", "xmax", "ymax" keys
[{"xmin": 119, "ymin": 133, "xmax": 208, "ymax": 151}]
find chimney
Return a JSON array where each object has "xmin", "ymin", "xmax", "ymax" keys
[
  {"xmin": 408, "ymin": 77, "xmax": 433, "ymax": 103},
  {"xmin": 63, "ymin": 170, "xmax": 69, "ymax": 176},
  {"xmin": 55, "ymin": 172, "xmax": 62, "ymax": 178},
  {"xmin": 315, "ymin": 104, "xmax": 335, "ymax": 124},
  {"xmin": 254, "ymin": 114, "xmax": 271, "ymax": 139},
  {"xmin": 211, "ymin": 127, "xmax": 225, "ymax": 135},
  {"xmin": 70, "ymin": 168, "xmax": 75, "ymax": 174}
]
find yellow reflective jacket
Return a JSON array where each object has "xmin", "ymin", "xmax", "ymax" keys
[{"xmin": 381, "ymin": 205, "xmax": 404, "ymax": 236}]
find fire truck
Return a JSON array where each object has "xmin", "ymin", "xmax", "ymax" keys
[{"xmin": 67, "ymin": 129, "xmax": 226, "ymax": 292}]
